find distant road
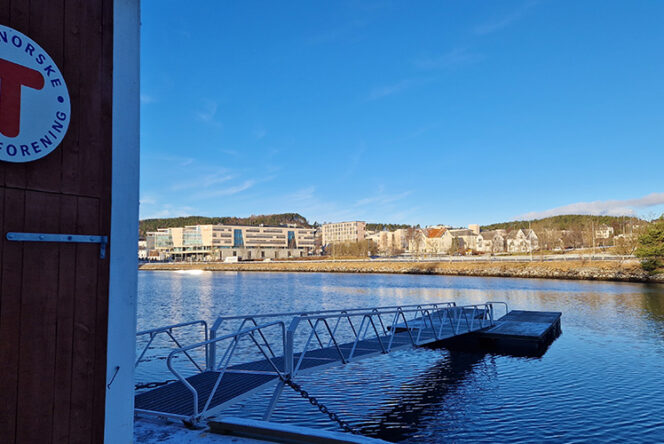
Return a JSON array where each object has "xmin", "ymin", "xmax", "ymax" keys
[
  {"xmin": 139, "ymin": 256, "xmax": 658, "ymax": 283},
  {"xmin": 264, "ymin": 254, "xmax": 637, "ymax": 264},
  {"xmin": 143, "ymin": 254, "xmax": 636, "ymax": 266}
]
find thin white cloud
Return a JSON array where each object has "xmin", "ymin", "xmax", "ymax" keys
[
  {"xmin": 271, "ymin": 186, "xmax": 357, "ymax": 224},
  {"xmin": 192, "ymin": 180, "xmax": 256, "ymax": 199},
  {"xmin": 354, "ymin": 191, "xmax": 412, "ymax": 207},
  {"xmin": 196, "ymin": 99, "xmax": 220, "ymax": 126},
  {"xmin": 139, "ymin": 196, "xmax": 157, "ymax": 205},
  {"xmin": 343, "ymin": 146, "xmax": 365, "ymax": 178},
  {"xmin": 140, "ymin": 93, "xmax": 156, "ymax": 104},
  {"xmin": 306, "ymin": 18, "xmax": 367, "ymax": 46},
  {"xmin": 267, "ymin": 186, "xmax": 418, "ymax": 225},
  {"xmin": 171, "ymin": 173, "xmax": 234, "ymax": 191},
  {"xmin": 253, "ymin": 128, "xmax": 267, "ymax": 140},
  {"xmin": 414, "ymin": 48, "xmax": 484, "ymax": 70},
  {"xmin": 367, "ymin": 78, "xmax": 421, "ymax": 101},
  {"xmin": 517, "ymin": 192, "xmax": 664, "ymax": 220},
  {"xmin": 220, "ymin": 149, "xmax": 239, "ymax": 157},
  {"xmin": 287, "ymin": 186, "xmax": 317, "ymax": 202},
  {"xmin": 142, "ymin": 154, "xmax": 195, "ymax": 166},
  {"xmin": 146, "ymin": 204, "xmax": 197, "ymax": 219},
  {"xmin": 473, "ymin": 1, "xmax": 537, "ymax": 35}
]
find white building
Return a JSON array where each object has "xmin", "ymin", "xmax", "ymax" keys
[
  {"xmin": 366, "ymin": 230, "xmax": 406, "ymax": 255},
  {"xmin": 446, "ymin": 228, "xmax": 478, "ymax": 251},
  {"xmin": 322, "ymin": 221, "xmax": 366, "ymax": 246},
  {"xmin": 595, "ymin": 224, "xmax": 615, "ymax": 239},
  {"xmin": 146, "ymin": 224, "xmax": 316, "ymax": 261},
  {"xmin": 476, "ymin": 230, "xmax": 507, "ymax": 253},
  {"xmin": 506, "ymin": 229, "xmax": 539, "ymax": 253},
  {"xmin": 422, "ymin": 227, "xmax": 447, "ymax": 254},
  {"xmin": 408, "ymin": 226, "xmax": 478, "ymax": 255}
]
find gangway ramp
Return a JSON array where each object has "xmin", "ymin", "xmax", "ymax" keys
[{"xmin": 134, "ymin": 302, "xmax": 504, "ymax": 425}]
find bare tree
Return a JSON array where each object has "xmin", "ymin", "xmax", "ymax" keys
[
  {"xmin": 405, "ymin": 227, "xmax": 424, "ymax": 257},
  {"xmin": 614, "ymin": 224, "xmax": 645, "ymax": 262},
  {"xmin": 448, "ymin": 237, "xmax": 461, "ymax": 255}
]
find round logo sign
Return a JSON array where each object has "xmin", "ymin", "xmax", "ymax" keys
[{"xmin": 0, "ymin": 25, "xmax": 71, "ymax": 163}]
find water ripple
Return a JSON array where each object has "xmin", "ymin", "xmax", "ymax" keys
[{"xmin": 137, "ymin": 271, "xmax": 664, "ymax": 442}]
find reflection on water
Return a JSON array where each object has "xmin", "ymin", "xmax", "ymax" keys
[
  {"xmin": 361, "ymin": 351, "xmax": 490, "ymax": 442},
  {"xmin": 137, "ymin": 271, "xmax": 664, "ymax": 442}
]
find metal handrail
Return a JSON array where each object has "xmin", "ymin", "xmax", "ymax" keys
[
  {"xmin": 212, "ymin": 302, "xmax": 457, "ymax": 323},
  {"xmin": 387, "ymin": 308, "xmax": 415, "ymax": 350},
  {"xmin": 326, "ymin": 310, "xmax": 358, "ymax": 347},
  {"xmin": 293, "ymin": 317, "xmax": 349, "ymax": 374},
  {"xmin": 135, "ymin": 319, "xmax": 208, "ymax": 370},
  {"xmin": 485, "ymin": 301, "xmax": 509, "ymax": 320},
  {"xmin": 137, "ymin": 301, "xmax": 505, "ymax": 424},
  {"xmin": 229, "ymin": 317, "xmax": 279, "ymax": 359},
  {"xmin": 166, "ymin": 320, "xmax": 287, "ymax": 421},
  {"xmin": 293, "ymin": 303, "xmax": 493, "ymax": 321},
  {"xmin": 287, "ymin": 303, "xmax": 499, "ymax": 377},
  {"xmin": 349, "ymin": 314, "xmax": 386, "ymax": 359},
  {"xmin": 209, "ymin": 302, "xmax": 457, "ymax": 368},
  {"xmin": 136, "ymin": 319, "xmax": 208, "ymax": 337}
]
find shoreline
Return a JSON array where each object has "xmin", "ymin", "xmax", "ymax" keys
[{"xmin": 139, "ymin": 259, "xmax": 664, "ymax": 283}]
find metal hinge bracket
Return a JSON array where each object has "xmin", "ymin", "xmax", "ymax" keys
[{"xmin": 6, "ymin": 232, "xmax": 109, "ymax": 258}]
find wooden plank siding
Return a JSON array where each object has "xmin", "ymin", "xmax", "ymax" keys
[{"xmin": 0, "ymin": 1, "xmax": 113, "ymax": 443}]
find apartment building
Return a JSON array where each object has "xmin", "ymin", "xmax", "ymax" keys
[
  {"xmin": 322, "ymin": 221, "xmax": 366, "ymax": 246},
  {"xmin": 506, "ymin": 229, "xmax": 539, "ymax": 253},
  {"xmin": 476, "ymin": 230, "xmax": 507, "ymax": 253},
  {"xmin": 446, "ymin": 228, "xmax": 478, "ymax": 251},
  {"xmin": 406, "ymin": 225, "xmax": 481, "ymax": 255},
  {"xmin": 145, "ymin": 228, "xmax": 174, "ymax": 260},
  {"xmin": 145, "ymin": 224, "xmax": 316, "ymax": 261},
  {"xmin": 367, "ymin": 228, "xmax": 409, "ymax": 255}
]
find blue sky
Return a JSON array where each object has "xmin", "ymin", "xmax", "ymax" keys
[{"xmin": 140, "ymin": 1, "xmax": 664, "ymax": 226}]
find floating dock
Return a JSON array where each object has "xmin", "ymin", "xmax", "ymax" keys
[
  {"xmin": 477, "ymin": 310, "xmax": 562, "ymax": 342},
  {"xmin": 440, "ymin": 309, "xmax": 562, "ymax": 356},
  {"xmin": 134, "ymin": 302, "xmax": 561, "ymax": 427}
]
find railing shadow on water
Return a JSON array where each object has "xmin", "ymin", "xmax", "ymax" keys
[
  {"xmin": 357, "ymin": 350, "xmax": 491, "ymax": 442},
  {"xmin": 356, "ymin": 333, "xmax": 562, "ymax": 442}
]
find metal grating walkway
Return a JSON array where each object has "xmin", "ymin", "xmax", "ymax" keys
[{"xmin": 135, "ymin": 303, "xmax": 504, "ymax": 423}]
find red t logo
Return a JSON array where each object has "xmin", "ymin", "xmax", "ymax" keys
[{"xmin": 0, "ymin": 58, "xmax": 45, "ymax": 138}]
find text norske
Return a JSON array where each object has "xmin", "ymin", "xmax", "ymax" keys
[
  {"xmin": 0, "ymin": 112, "xmax": 68, "ymax": 158},
  {"xmin": 0, "ymin": 29, "xmax": 63, "ymax": 87}
]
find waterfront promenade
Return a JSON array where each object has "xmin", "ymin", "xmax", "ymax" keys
[{"xmin": 139, "ymin": 258, "xmax": 661, "ymax": 283}]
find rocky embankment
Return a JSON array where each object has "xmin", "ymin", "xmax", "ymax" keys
[{"xmin": 139, "ymin": 259, "xmax": 664, "ymax": 283}]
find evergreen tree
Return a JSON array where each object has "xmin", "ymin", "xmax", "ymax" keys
[{"xmin": 635, "ymin": 216, "xmax": 664, "ymax": 272}]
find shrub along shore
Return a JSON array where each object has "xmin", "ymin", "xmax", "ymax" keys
[{"xmin": 139, "ymin": 259, "xmax": 664, "ymax": 283}]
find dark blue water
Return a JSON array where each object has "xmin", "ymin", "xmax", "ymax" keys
[{"xmin": 137, "ymin": 270, "xmax": 664, "ymax": 443}]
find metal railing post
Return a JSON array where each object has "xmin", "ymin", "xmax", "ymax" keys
[
  {"xmin": 209, "ymin": 317, "xmax": 223, "ymax": 371},
  {"xmin": 285, "ymin": 317, "xmax": 300, "ymax": 377}
]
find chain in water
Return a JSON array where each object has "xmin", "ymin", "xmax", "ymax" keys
[
  {"xmin": 282, "ymin": 378, "xmax": 360, "ymax": 435},
  {"xmin": 136, "ymin": 376, "xmax": 360, "ymax": 435}
]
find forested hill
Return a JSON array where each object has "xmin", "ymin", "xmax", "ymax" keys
[
  {"xmin": 139, "ymin": 213, "xmax": 310, "ymax": 237},
  {"xmin": 481, "ymin": 214, "xmax": 642, "ymax": 233}
]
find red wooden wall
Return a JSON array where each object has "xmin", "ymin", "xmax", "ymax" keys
[{"xmin": 0, "ymin": 1, "xmax": 113, "ymax": 443}]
